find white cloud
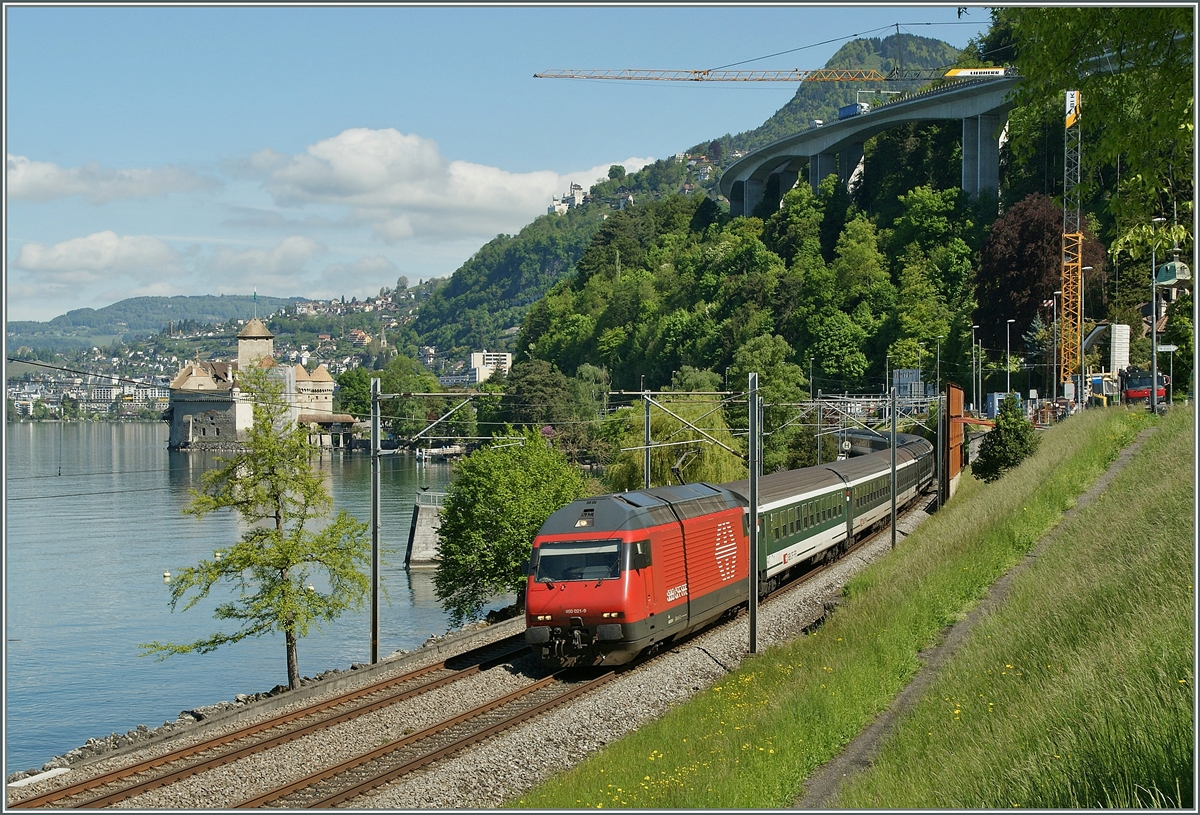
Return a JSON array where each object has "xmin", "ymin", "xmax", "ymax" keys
[
  {"xmin": 6, "ymin": 154, "xmax": 221, "ymax": 203},
  {"xmin": 312, "ymin": 255, "xmax": 403, "ymax": 300},
  {"xmin": 210, "ymin": 235, "xmax": 327, "ymax": 277},
  {"xmin": 220, "ymin": 148, "xmax": 290, "ymax": 180},
  {"xmin": 14, "ymin": 231, "xmax": 182, "ymax": 283},
  {"xmin": 254, "ymin": 128, "xmax": 654, "ymax": 243}
]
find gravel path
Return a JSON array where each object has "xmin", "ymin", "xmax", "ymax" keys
[{"xmin": 7, "ymin": 505, "xmax": 932, "ymax": 810}]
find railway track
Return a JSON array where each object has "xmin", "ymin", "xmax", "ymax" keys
[
  {"xmin": 235, "ymin": 671, "xmax": 616, "ymax": 808},
  {"xmin": 10, "ymin": 495, "xmax": 933, "ymax": 810},
  {"xmin": 8, "ymin": 635, "xmax": 528, "ymax": 809}
]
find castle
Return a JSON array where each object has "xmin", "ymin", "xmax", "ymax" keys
[{"xmin": 166, "ymin": 318, "xmax": 356, "ymax": 449}]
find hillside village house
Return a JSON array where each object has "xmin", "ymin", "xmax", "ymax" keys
[{"xmin": 166, "ymin": 318, "xmax": 355, "ymax": 450}]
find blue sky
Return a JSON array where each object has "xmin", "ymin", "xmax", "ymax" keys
[{"xmin": 5, "ymin": 5, "xmax": 991, "ymax": 322}]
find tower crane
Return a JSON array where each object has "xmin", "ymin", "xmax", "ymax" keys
[
  {"xmin": 1060, "ymin": 90, "xmax": 1083, "ymax": 401},
  {"xmin": 534, "ymin": 67, "xmax": 1009, "ymax": 83}
]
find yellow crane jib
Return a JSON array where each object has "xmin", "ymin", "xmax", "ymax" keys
[
  {"xmin": 533, "ymin": 68, "xmax": 890, "ymax": 82},
  {"xmin": 533, "ymin": 67, "xmax": 1014, "ymax": 83}
]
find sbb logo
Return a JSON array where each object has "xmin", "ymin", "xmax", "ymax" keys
[{"xmin": 715, "ymin": 520, "xmax": 738, "ymax": 580}]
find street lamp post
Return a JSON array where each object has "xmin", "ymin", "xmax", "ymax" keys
[
  {"xmin": 1080, "ymin": 266, "xmax": 1092, "ymax": 409},
  {"xmin": 1052, "ymin": 291, "xmax": 1061, "ymax": 403},
  {"xmin": 917, "ymin": 344, "xmax": 923, "ymax": 398},
  {"xmin": 971, "ymin": 324, "xmax": 979, "ymax": 412},
  {"xmin": 1006, "ymin": 319, "xmax": 1015, "ymax": 394},
  {"xmin": 936, "ymin": 336, "xmax": 943, "ymax": 401},
  {"xmin": 935, "ymin": 336, "xmax": 943, "ymax": 509},
  {"xmin": 1149, "ymin": 216, "xmax": 1167, "ymax": 413}
]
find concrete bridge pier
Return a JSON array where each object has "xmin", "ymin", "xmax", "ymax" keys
[
  {"xmin": 807, "ymin": 152, "xmax": 838, "ymax": 194},
  {"xmin": 962, "ymin": 113, "xmax": 1001, "ymax": 199},
  {"xmin": 839, "ymin": 143, "xmax": 864, "ymax": 190}
]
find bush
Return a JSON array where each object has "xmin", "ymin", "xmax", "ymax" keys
[{"xmin": 972, "ymin": 393, "xmax": 1039, "ymax": 482}]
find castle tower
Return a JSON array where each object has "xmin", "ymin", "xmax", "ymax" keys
[{"xmin": 236, "ymin": 318, "xmax": 275, "ymax": 373}]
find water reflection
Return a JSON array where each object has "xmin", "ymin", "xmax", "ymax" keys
[{"xmin": 4, "ymin": 423, "xmax": 510, "ymax": 776}]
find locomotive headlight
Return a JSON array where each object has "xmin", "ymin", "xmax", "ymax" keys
[
  {"xmin": 535, "ymin": 614, "xmax": 552, "ymax": 622},
  {"xmin": 601, "ymin": 612, "xmax": 625, "ymax": 618}
]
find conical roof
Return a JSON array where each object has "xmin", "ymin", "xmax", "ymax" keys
[{"xmin": 237, "ymin": 318, "xmax": 274, "ymax": 339}]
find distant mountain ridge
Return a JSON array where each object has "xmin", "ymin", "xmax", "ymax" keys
[{"xmin": 7, "ymin": 294, "xmax": 305, "ymax": 352}]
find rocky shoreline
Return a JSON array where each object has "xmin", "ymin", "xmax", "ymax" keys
[{"xmin": 5, "ymin": 620, "xmax": 505, "ymax": 786}]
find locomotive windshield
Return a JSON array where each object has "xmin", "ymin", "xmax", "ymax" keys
[
  {"xmin": 1126, "ymin": 372, "xmax": 1165, "ymax": 389},
  {"xmin": 535, "ymin": 540, "xmax": 620, "ymax": 582}
]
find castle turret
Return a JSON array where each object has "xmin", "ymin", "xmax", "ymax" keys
[{"xmin": 236, "ymin": 318, "xmax": 275, "ymax": 373}]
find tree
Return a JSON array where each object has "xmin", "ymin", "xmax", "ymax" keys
[
  {"xmin": 972, "ymin": 393, "xmax": 1040, "ymax": 483},
  {"xmin": 603, "ymin": 393, "xmax": 746, "ymax": 491},
  {"xmin": 335, "ymin": 366, "xmax": 373, "ymax": 417},
  {"xmin": 1162, "ymin": 291, "xmax": 1194, "ymax": 400},
  {"xmin": 975, "ymin": 193, "xmax": 1106, "ymax": 348},
  {"xmin": 725, "ymin": 334, "xmax": 807, "ymax": 473},
  {"xmin": 1002, "ymin": 7, "xmax": 1193, "ymax": 231},
  {"xmin": 434, "ymin": 428, "xmax": 585, "ymax": 625},
  {"xmin": 140, "ymin": 364, "xmax": 370, "ymax": 691},
  {"xmin": 608, "ymin": 164, "xmax": 626, "ymax": 181},
  {"xmin": 500, "ymin": 359, "xmax": 573, "ymax": 427}
]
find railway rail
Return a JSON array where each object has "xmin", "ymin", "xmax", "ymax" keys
[
  {"xmin": 235, "ymin": 671, "xmax": 616, "ymax": 808},
  {"xmin": 9, "ymin": 494, "xmax": 932, "ymax": 810},
  {"xmin": 7, "ymin": 636, "xmax": 527, "ymax": 809}
]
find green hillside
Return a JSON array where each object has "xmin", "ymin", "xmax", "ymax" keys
[{"xmin": 412, "ymin": 203, "xmax": 608, "ymax": 357}]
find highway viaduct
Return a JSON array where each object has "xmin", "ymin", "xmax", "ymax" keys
[{"xmin": 719, "ymin": 75, "xmax": 1020, "ymax": 217}]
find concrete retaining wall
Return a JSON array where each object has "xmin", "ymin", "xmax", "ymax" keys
[{"xmin": 405, "ymin": 502, "xmax": 442, "ymax": 568}]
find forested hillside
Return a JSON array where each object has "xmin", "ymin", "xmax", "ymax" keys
[
  {"xmin": 410, "ymin": 33, "xmax": 964, "ymax": 358},
  {"xmin": 412, "ymin": 204, "xmax": 607, "ymax": 356}
]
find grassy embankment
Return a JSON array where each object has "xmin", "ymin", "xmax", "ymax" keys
[
  {"xmin": 510, "ymin": 405, "xmax": 1185, "ymax": 809},
  {"xmin": 835, "ymin": 404, "xmax": 1193, "ymax": 808}
]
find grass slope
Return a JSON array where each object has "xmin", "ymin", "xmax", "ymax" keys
[
  {"xmin": 510, "ymin": 406, "xmax": 1165, "ymax": 809},
  {"xmin": 836, "ymin": 405, "xmax": 1194, "ymax": 808}
]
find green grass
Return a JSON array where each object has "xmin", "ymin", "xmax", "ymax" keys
[
  {"xmin": 835, "ymin": 405, "xmax": 1194, "ymax": 808},
  {"xmin": 508, "ymin": 406, "xmax": 1157, "ymax": 809}
]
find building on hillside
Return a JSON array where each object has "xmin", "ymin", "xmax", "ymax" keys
[
  {"xmin": 437, "ymin": 350, "xmax": 512, "ymax": 388},
  {"xmin": 167, "ymin": 318, "xmax": 356, "ymax": 450}
]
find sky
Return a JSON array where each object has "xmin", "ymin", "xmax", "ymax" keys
[{"xmin": 4, "ymin": 4, "xmax": 992, "ymax": 323}]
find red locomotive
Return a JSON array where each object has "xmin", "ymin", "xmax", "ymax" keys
[{"xmin": 525, "ymin": 432, "xmax": 934, "ymax": 668}]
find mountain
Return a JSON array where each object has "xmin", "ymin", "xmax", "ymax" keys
[
  {"xmin": 404, "ymin": 35, "xmax": 967, "ymax": 360},
  {"xmin": 688, "ymin": 33, "xmax": 967, "ymax": 162},
  {"xmin": 413, "ymin": 204, "xmax": 608, "ymax": 356},
  {"xmin": 6, "ymin": 294, "xmax": 305, "ymax": 352}
]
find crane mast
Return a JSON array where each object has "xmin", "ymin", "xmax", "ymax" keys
[{"xmin": 1060, "ymin": 90, "xmax": 1083, "ymax": 400}]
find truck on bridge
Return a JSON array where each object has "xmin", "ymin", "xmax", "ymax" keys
[{"xmin": 838, "ymin": 101, "xmax": 871, "ymax": 120}]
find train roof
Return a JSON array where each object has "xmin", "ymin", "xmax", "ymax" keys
[
  {"xmin": 536, "ymin": 482, "xmax": 745, "ymax": 539},
  {"xmin": 723, "ymin": 465, "xmax": 843, "ymax": 509}
]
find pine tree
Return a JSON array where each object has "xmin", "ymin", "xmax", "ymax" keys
[{"xmin": 140, "ymin": 363, "xmax": 370, "ymax": 690}]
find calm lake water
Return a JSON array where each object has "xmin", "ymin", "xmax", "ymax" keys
[{"xmin": 4, "ymin": 421, "xmax": 508, "ymax": 776}]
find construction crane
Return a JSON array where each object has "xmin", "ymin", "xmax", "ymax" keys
[
  {"xmin": 1060, "ymin": 90, "xmax": 1084, "ymax": 402},
  {"xmin": 533, "ymin": 67, "xmax": 1010, "ymax": 83}
]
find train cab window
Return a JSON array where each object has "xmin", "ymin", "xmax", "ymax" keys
[
  {"xmin": 624, "ymin": 540, "xmax": 652, "ymax": 571},
  {"xmin": 534, "ymin": 540, "xmax": 620, "ymax": 583}
]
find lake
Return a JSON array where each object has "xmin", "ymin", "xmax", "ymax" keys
[{"xmin": 4, "ymin": 421, "xmax": 509, "ymax": 776}]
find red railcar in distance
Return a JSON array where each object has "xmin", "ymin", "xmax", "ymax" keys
[
  {"xmin": 524, "ymin": 482, "xmax": 748, "ymax": 668},
  {"xmin": 1122, "ymin": 369, "xmax": 1167, "ymax": 402}
]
